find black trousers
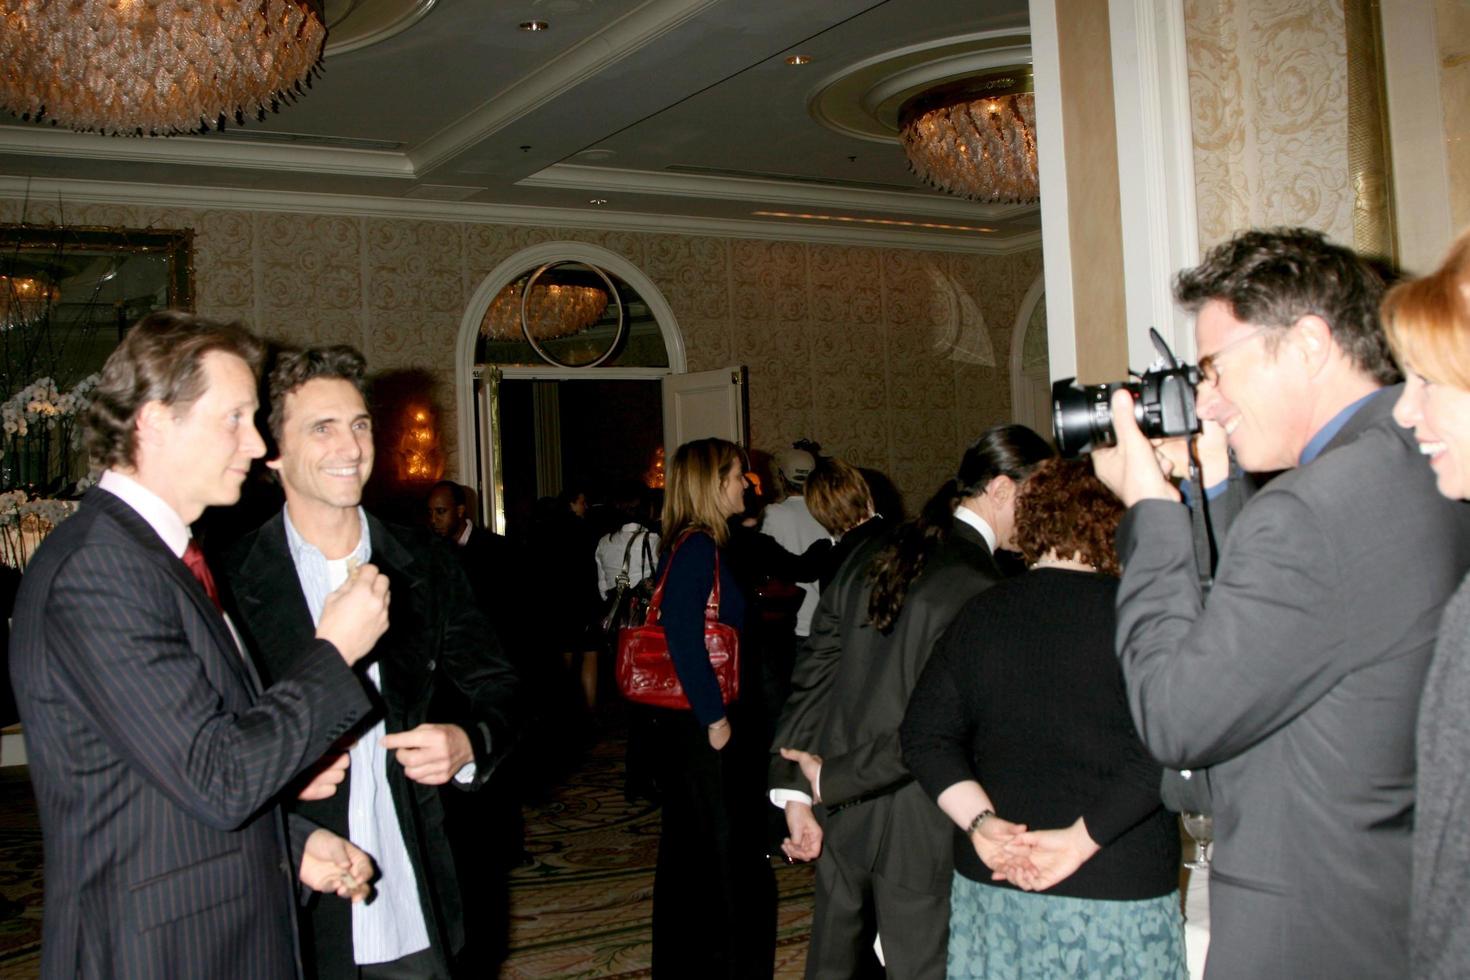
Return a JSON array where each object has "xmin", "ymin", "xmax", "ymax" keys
[
  {"xmin": 806, "ymin": 842, "xmax": 948, "ymax": 980},
  {"xmin": 649, "ymin": 705, "xmax": 777, "ymax": 979}
]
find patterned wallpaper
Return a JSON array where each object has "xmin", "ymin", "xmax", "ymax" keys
[
  {"xmin": 1439, "ymin": 0, "xmax": 1470, "ymax": 231},
  {"xmin": 1184, "ymin": 0, "xmax": 1356, "ymax": 249},
  {"xmin": 0, "ymin": 197, "xmax": 1041, "ymax": 509}
]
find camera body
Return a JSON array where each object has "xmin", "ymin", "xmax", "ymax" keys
[{"xmin": 1050, "ymin": 330, "xmax": 1201, "ymax": 457}]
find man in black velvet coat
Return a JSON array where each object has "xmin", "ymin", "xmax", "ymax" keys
[{"xmin": 223, "ymin": 347, "xmax": 518, "ymax": 980}]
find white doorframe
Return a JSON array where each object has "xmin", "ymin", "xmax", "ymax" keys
[
  {"xmin": 1030, "ymin": 0, "xmax": 1200, "ymax": 376},
  {"xmin": 454, "ymin": 241, "xmax": 688, "ymax": 481}
]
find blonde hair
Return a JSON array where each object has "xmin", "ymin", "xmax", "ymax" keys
[
  {"xmin": 804, "ymin": 457, "xmax": 873, "ymax": 535},
  {"xmin": 1383, "ymin": 227, "xmax": 1470, "ymax": 389},
  {"xmin": 662, "ymin": 437, "xmax": 743, "ymax": 551}
]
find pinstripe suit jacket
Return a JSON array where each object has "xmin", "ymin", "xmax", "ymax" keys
[{"xmin": 9, "ymin": 487, "xmax": 372, "ymax": 979}]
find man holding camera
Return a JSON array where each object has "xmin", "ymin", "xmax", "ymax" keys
[{"xmin": 1091, "ymin": 228, "xmax": 1470, "ymax": 979}]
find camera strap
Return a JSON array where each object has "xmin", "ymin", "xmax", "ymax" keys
[{"xmin": 1187, "ymin": 437, "xmax": 1219, "ymax": 593}]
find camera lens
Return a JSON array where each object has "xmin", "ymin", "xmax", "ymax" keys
[{"xmin": 1052, "ymin": 379, "xmax": 1116, "ymax": 458}]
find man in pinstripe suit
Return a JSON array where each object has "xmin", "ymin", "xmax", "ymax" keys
[{"xmin": 10, "ymin": 313, "xmax": 393, "ymax": 979}]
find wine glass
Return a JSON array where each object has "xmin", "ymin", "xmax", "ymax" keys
[{"xmin": 1182, "ymin": 811, "xmax": 1213, "ymax": 871}]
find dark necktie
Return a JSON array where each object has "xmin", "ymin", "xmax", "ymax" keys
[{"xmin": 182, "ymin": 539, "xmax": 222, "ymax": 612}]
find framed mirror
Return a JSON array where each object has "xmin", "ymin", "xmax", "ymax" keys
[{"xmin": 0, "ymin": 223, "xmax": 193, "ymax": 494}]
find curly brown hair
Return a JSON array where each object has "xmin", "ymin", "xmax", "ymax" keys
[
  {"xmin": 266, "ymin": 345, "xmax": 369, "ymax": 446},
  {"xmin": 1013, "ymin": 458, "xmax": 1124, "ymax": 576}
]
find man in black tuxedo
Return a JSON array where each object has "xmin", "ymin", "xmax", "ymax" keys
[
  {"xmin": 770, "ymin": 426, "xmax": 1053, "ymax": 979},
  {"xmin": 223, "ymin": 347, "xmax": 518, "ymax": 980},
  {"xmin": 425, "ymin": 478, "xmax": 531, "ymax": 972},
  {"xmin": 11, "ymin": 312, "xmax": 389, "ymax": 979}
]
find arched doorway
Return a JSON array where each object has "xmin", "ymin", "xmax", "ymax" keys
[{"xmin": 454, "ymin": 242, "xmax": 688, "ymax": 533}]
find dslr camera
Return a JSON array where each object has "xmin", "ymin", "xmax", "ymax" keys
[{"xmin": 1051, "ymin": 328, "xmax": 1201, "ymax": 458}]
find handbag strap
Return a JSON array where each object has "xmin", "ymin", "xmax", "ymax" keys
[
  {"xmin": 615, "ymin": 525, "xmax": 642, "ymax": 587},
  {"xmin": 644, "ymin": 530, "xmax": 721, "ymax": 628}
]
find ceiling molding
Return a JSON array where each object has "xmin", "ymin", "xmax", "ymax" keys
[
  {"xmin": 0, "ymin": 125, "xmax": 415, "ymax": 179},
  {"xmin": 325, "ymin": 0, "xmax": 439, "ymax": 57},
  {"xmin": 407, "ymin": 0, "xmax": 723, "ymax": 174},
  {"xmin": 808, "ymin": 29, "xmax": 1032, "ymax": 142},
  {"xmin": 0, "ymin": 175, "xmax": 1040, "ymax": 255},
  {"xmin": 518, "ymin": 163, "xmax": 1035, "ymax": 221}
]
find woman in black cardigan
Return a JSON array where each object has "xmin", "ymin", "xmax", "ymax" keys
[{"xmin": 900, "ymin": 459, "xmax": 1185, "ymax": 979}]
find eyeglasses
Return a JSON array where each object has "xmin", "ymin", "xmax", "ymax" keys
[{"xmin": 1197, "ymin": 326, "xmax": 1273, "ymax": 385}]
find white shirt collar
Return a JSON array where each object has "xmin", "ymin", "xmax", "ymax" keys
[
  {"xmin": 456, "ymin": 521, "xmax": 472, "ymax": 547},
  {"xmin": 953, "ymin": 505, "xmax": 997, "ymax": 553},
  {"xmin": 282, "ymin": 504, "xmax": 372, "ymax": 567},
  {"xmin": 99, "ymin": 469, "xmax": 191, "ymax": 558}
]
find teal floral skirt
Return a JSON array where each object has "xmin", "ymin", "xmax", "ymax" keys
[{"xmin": 947, "ymin": 873, "xmax": 1186, "ymax": 979}]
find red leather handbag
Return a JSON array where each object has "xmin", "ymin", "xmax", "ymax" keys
[{"xmin": 615, "ymin": 534, "xmax": 740, "ymax": 709}]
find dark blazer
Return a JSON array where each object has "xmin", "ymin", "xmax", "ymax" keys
[
  {"xmin": 223, "ymin": 511, "xmax": 519, "ymax": 980},
  {"xmin": 1115, "ymin": 387, "xmax": 1470, "ymax": 979},
  {"xmin": 9, "ymin": 487, "xmax": 370, "ymax": 979},
  {"xmin": 770, "ymin": 518, "xmax": 1001, "ymax": 895}
]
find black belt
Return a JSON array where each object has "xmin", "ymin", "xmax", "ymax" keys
[{"xmin": 822, "ymin": 776, "xmax": 913, "ymax": 815}]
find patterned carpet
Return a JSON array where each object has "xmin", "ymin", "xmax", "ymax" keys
[{"xmin": 0, "ymin": 734, "xmax": 814, "ymax": 978}]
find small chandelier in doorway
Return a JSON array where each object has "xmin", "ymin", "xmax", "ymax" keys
[{"xmin": 479, "ymin": 278, "xmax": 609, "ymax": 342}]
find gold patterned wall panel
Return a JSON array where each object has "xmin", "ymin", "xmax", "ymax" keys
[
  {"xmin": 5, "ymin": 198, "xmax": 1038, "ymax": 508},
  {"xmin": 1440, "ymin": 0, "xmax": 1470, "ymax": 231},
  {"xmin": 1185, "ymin": 0, "xmax": 1356, "ymax": 249}
]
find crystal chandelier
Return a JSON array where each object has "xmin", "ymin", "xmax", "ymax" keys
[
  {"xmin": 0, "ymin": 0, "xmax": 328, "ymax": 136},
  {"xmin": 480, "ymin": 278, "xmax": 609, "ymax": 342},
  {"xmin": 898, "ymin": 68, "xmax": 1039, "ymax": 205}
]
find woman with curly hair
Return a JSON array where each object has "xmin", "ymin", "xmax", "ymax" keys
[
  {"xmin": 770, "ymin": 425, "xmax": 1052, "ymax": 978},
  {"xmin": 900, "ymin": 458, "xmax": 1185, "ymax": 979}
]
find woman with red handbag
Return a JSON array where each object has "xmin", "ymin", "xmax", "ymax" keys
[{"xmin": 643, "ymin": 437, "xmax": 777, "ymax": 979}]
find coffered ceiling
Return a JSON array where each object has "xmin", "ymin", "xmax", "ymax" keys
[{"xmin": 0, "ymin": 0, "xmax": 1038, "ymax": 251}]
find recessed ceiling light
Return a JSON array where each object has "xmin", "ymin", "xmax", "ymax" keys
[
  {"xmin": 519, "ymin": 21, "xmax": 549, "ymax": 31},
  {"xmin": 589, "ymin": 198, "xmax": 608, "ymax": 205},
  {"xmin": 786, "ymin": 55, "xmax": 813, "ymax": 66}
]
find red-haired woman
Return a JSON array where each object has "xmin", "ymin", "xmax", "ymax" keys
[{"xmin": 901, "ymin": 458, "xmax": 1185, "ymax": 978}]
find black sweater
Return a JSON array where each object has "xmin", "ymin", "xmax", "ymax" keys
[{"xmin": 900, "ymin": 568, "xmax": 1179, "ymax": 901}]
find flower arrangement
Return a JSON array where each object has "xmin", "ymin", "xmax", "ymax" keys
[
  {"xmin": 0, "ymin": 375, "xmax": 98, "ymax": 567},
  {"xmin": 0, "ymin": 374, "xmax": 99, "ymax": 494},
  {"xmin": 0, "ymin": 489, "xmax": 84, "ymax": 568}
]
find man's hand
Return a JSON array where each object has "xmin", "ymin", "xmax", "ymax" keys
[
  {"xmin": 1151, "ymin": 418, "xmax": 1231, "ymax": 489},
  {"xmin": 781, "ymin": 800, "xmax": 823, "ymax": 863},
  {"xmin": 1002, "ymin": 817, "xmax": 1101, "ymax": 892},
  {"xmin": 778, "ymin": 747, "xmax": 822, "ymax": 803},
  {"xmin": 1091, "ymin": 389, "xmax": 1182, "ymax": 507},
  {"xmin": 297, "ymin": 752, "xmax": 349, "ymax": 802},
  {"xmin": 380, "ymin": 723, "xmax": 473, "ymax": 785},
  {"xmin": 317, "ymin": 563, "xmax": 390, "ymax": 666},
  {"xmin": 299, "ymin": 828, "xmax": 375, "ymax": 903}
]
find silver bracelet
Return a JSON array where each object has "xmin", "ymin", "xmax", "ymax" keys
[{"xmin": 966, "ymin": 809, "xmax": 996, "ymax": 835}]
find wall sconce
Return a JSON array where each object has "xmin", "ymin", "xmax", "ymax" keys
[{"xmin": 398, "ymin": 404, "xmax": 444, "ymax": 483}]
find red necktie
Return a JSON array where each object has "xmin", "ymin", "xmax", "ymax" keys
[{"xmin": 182, "ymin": 539, "xmax": 222, "ymax": 612}]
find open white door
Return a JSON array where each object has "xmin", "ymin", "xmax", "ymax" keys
[
  {"xmin": 662, "ymin": 366, "xmax": 748, "ymax": 457},
  {"xmin": 474, "ymin": 366, "xmax": 505, "ymax": 533}
]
